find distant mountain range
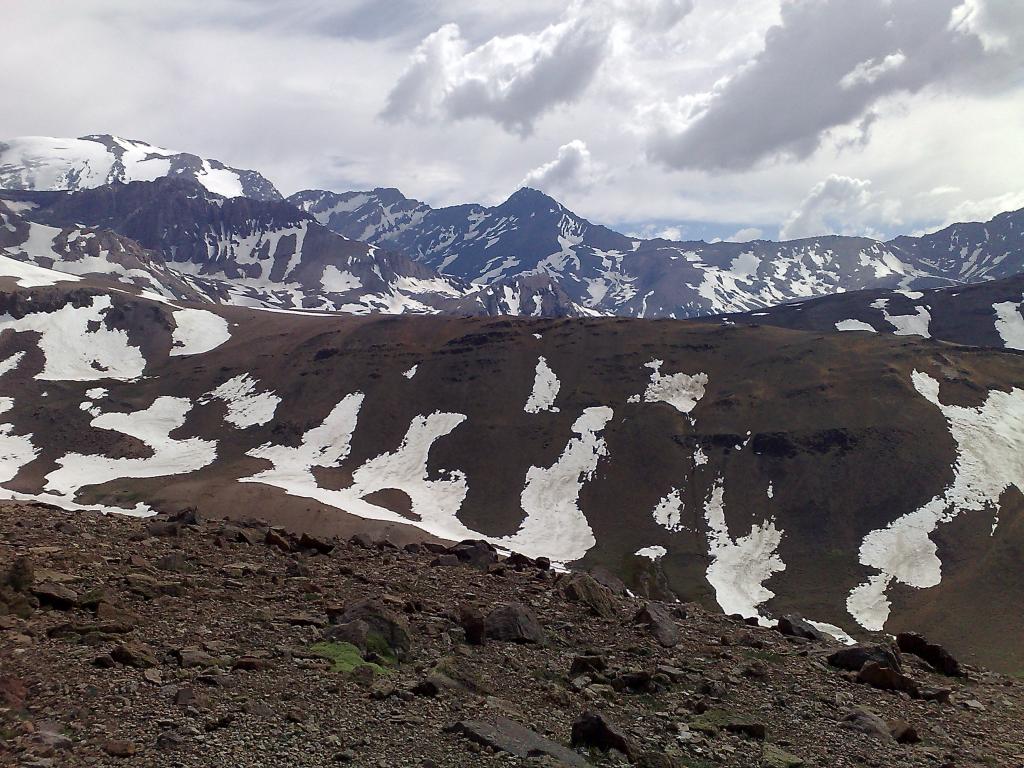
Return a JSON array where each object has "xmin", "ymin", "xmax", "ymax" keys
[{"xmin": 2, "ymin": 135, "xmax": 1024, "ymax": 325}]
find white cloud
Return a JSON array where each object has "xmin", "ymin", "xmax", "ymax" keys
[
  {"xmin": 381, "ymin": 11, "xmax": 612, "ymax": 135},
  {"xmin": 946, "ymin": 190, "xmax": 1024, "ymax": 223},
  {"xmin": 522, "ymin": 139, "xmax": 598, "ymax": 192},
  {"xmin": 644, "ymin": 0, "xmax": 1021, "ymax": 173},
  {"xmin": 381, "ymin": 0, "xmax": 699, "ymax": 135},
  {"xmin": 723, "ymin": 227, "xmax": 764, "ymax": 242},
  {"xmin": 839, "ymin": 51, "xmax": 907, "ymax": 89},
  {"xmin": 950, "ymin": 0, "xmax": 1024, "ymax": 52},
  {"xmin": 779, "ymin": 175, "xmax": 901, "ymax": 240}
]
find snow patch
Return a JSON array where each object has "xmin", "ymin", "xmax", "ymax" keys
[
  {"xmin": 652, "ymin": 489, "xmax": 686, "ymax": 531},
  {"xmin": 847, "ymin": 370, "xmax": 1024, "ymax": 630},
  {"xmin": 497, "ymin": 407, "xmax": 612, "ymax": 562},
  {"xmin": 993, "ymin": 301, "xmax": 1024, "ymax": 350},
  {"xmin": 835, "ymin": 319, "xmax": 877, "ymax": 333},
  {"xmin": 702, "ymin": 478, "xmax": 785, "ymax": 624},
  {"xmin": 0, "ymin": 295, "xmax": 145, "ymax": 381},
  {"xmin": 806, "ymin": 620, "xmax": 856, "ymax": 646},
  {"xmin": 632, "ymin": 360, "xmax": 707, "ymax": 414},
  {"xmin": 0, "ymin": 397, "xmax": 38, "ymax": 484},
  {"xmin": 199, "ymin": 374, "xmax": 280, "ymax": 428},
  {"xmin": 321, "ymin": 265, "xmax": 363, "ymax": 293},
  {"xmin": 243, "ymin": 397, "xmax": 476, "ymax": 543},
  {"xmin": 635, "ymin": 545, "xmax": 667, "ymax": 560},
  {"xmin": 169, "ymin": 308, "xmax": 232, "ymax": 357},
  {"xmin": 524, "ymin": 356, "xmax": 560, "ymax": 413},
  {"xmin": 44, "ymin": 396, "xmax": 217, "ymax": 507}
]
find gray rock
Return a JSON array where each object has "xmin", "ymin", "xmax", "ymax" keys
[
  {"xmin": 634, "ymin": 602, "xmax": 681, "ymax": 647},
  {"xmin": 777, "ymin": 615, "xmax": 827, "ymax": 642},
  {"xmin": 484, "ymin": 602, "xmax": 545, "ymax": 644},
  {"xmin": 570, "ymin": 710, "xmax": 636, "ymax": 759},
  {"xmin": 827, "ymin": 643, "xmax": 901, "ymax": 673},
  {"xmin": 841, "ymin": 707, "xmax": 892, "ymax": 741},
  {"xmin": 447, "ymin": 717, "xmax": 592, "ymax": 766}
]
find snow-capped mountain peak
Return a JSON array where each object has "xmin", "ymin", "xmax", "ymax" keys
[{"xmin": 0, "ymin": 135, "xmax": 281, "ymax": 201}]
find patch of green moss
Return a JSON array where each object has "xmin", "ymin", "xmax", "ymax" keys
[
  {"xmin": 762, "ymin": 743, "xmax": 804, "ymax": 768},
  {"xmin": 689, "ymin": 708, "xmax": 732, "ymax": 735},
  {"xmin": 309, "ymin": 641, "xmax": 387, "ymax": 675},
  {"xmin": 363, "ymin": 633, "xmax": 399, "ymax": 667}
]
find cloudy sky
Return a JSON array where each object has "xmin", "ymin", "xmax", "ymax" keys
[{"xmin": 2, "ymin": 0, "xmax": 1022, "ymax": 240}]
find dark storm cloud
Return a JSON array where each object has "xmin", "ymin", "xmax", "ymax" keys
[{"xmin": 646, "ymin": 0, "xmax": 1018, "ymax": 172}]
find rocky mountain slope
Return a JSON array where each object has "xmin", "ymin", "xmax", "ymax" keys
[
  {"xmin": 3, "ymin": 502, "xmax": 1023, "ymax": 767},
  {"xmin": 290, "ymin": 185, "xmax": 1024, "ymax": 319},
  {"xmin": 0, "ymin": 135, "xmax": 281, "ymax": 201},
  {"xmin": 719, "ymin": 274, "xmax": 1024, "ymax": 350},
  {"xmin": 0, "ymin": 181, "xmax": 498, "ymax": 315},
  {"xmin": 1, "ymin": 282, "xmax": 1023, "ymax": 672}
]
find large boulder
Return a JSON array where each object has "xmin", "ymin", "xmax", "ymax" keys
[
  {"xmin": 484, "ymin": 603, "xmax": 545, "ymax": 644},
  {"xmin": 32, "ymin": 581, "xmax": 78, "ymax": 610},
  {"xmin": 827, "ymin": 644, "xmax": 901, "ymax": 673},
  {"xmin": 634, "ymin": 602, "xmax": 682, "ymax": 647},
  {"xmin": 896, "ymin": 632, "xmax": 963, "ymax": 677},
  {"xmin": 856, "ymin": 661, "xmax": 920, "ymax": 697},
  {"xmin": 447, "ymin": 718, "xmax": 592, "ymax": 766},
  {"xmin": 326, "ymin": 599, "xmax": 412, "ymax": 662},
  {"xmin": 777, "ymin": 615, "xmax": 827, "ymax": 642},
  {"xmin": 840, "ymin": 708, "xmax": 891, "ymax": 741},
  {"xmin": 559, "ymin": 572, "xmax": 618, "ymax": 619},
  {"xmin": 448, "ymin": 540, "xmax": 499, "ymax": 568},
  {"xmin": 570, "ymin": 710, "xmax": 636, "ymax": 760}
]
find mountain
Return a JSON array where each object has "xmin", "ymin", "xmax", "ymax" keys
[
  {"xmin": 2, "ymin": 279, "xmax": 1024, "ymax": 672},
  {"xmin": 721, "ymin": 273, "xmax": 1024, "ymax": 350},
  {"xmin": 6, "ymin": 139, "xmax": 1024, "ymax": 323},
  {"xmin": 0, "ymin": 198, "xmax": 205, "ymax": 302},
  {"xmin": 5, "ymin": 500, "xmax": 1023, "ymax": 767},
  {"xmin": 289, "ymin": 186, "xmax": 431, "ymax": 243},
  {"xmin": 0, "ymin": 135, "xmax": 282, "ymax": 201},
  {"xmin": 0, "ymin": 179, "xmax": 479, "ymax": 314},
  {"xmin": 294, "ymin": 186, "xmax": 1024, "ymax": 320}
]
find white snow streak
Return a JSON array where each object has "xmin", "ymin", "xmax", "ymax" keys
[
  {"xmin": 0, "ymin": 351, "xmax": 25, "ymax": 378},
  {"xmin": 847, "ymin": 371, "xmax": 1024, "ymax": 631},
  {"xmin": 835, "ymin": 319, "xmax": 877, "ymax": 333},
  {"xmin": 702, "ymin": 478, "xmax": 786, "ymax": 624},
  {"xmin": 0, "ymin": 253, "xmax": 81, "ymax": 288},
  {"xmin": 497, "ymin": 406, "xmax": 613, "ymax": 562}
]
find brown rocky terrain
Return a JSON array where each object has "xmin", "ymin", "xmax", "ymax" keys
[{"xmin": 2, "ymin": 502, "xmax": 1022, "ymax": 767}]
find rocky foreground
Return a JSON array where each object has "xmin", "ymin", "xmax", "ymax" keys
[{"xmin": 1, "ymin": 503, "xmax": 1022, "ymax": 768}]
